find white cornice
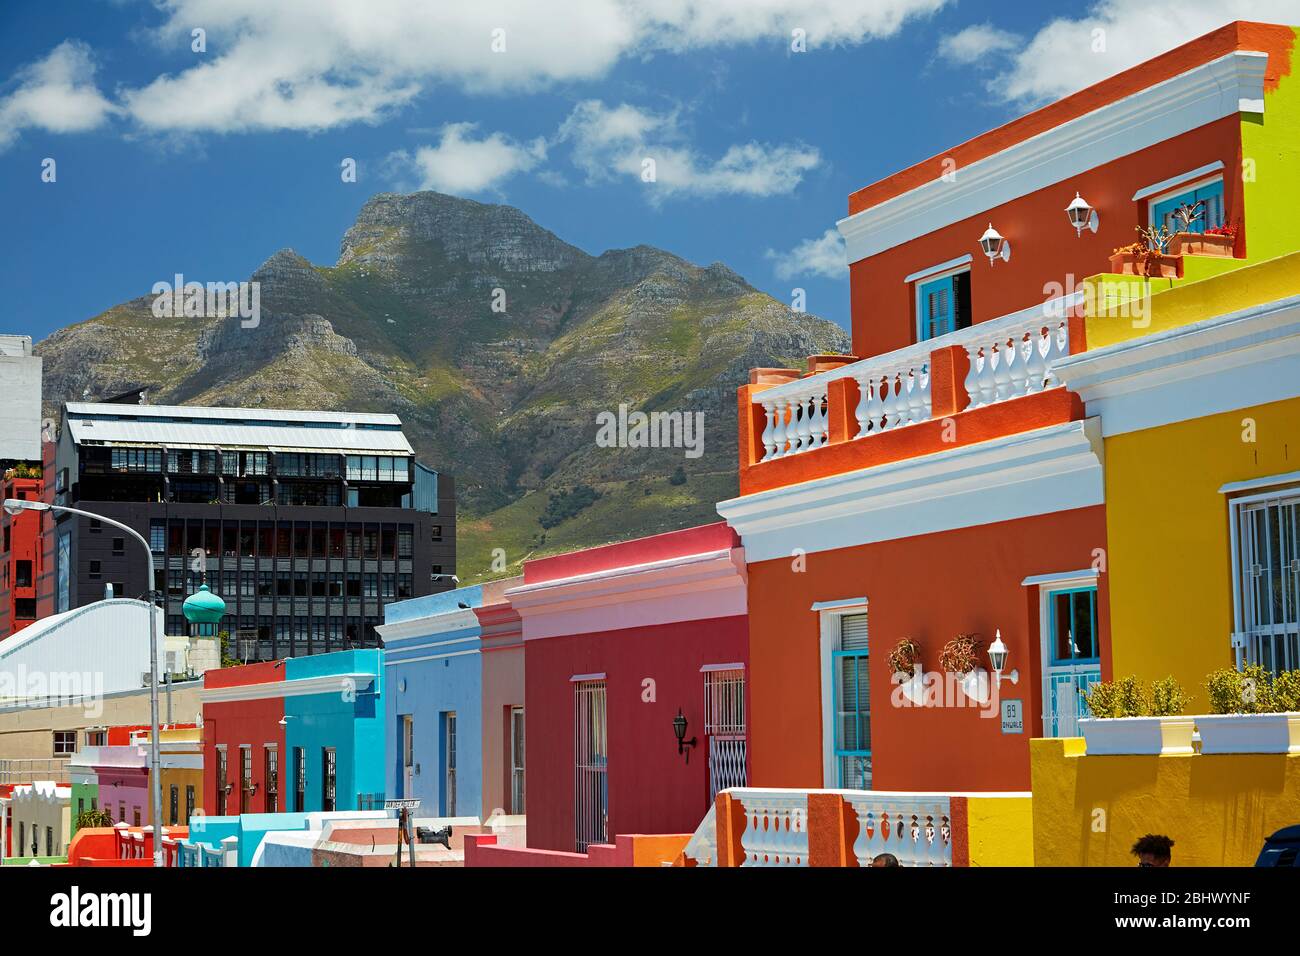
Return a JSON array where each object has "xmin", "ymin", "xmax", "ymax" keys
[
  {"xmin": 201, "ymin": 672, "xmax": 375, "ymax": 704},
  {"xmin": 837, "ymin": 51, "xmax": 1267, "ymax": 264},
  {"xmin": 717, "ymin": 419, "xmax": 1104, "ymax": 562},
  {"xmin": 376, "ymin": 608, "xmax": 480, "ymax": 643},
  {"xmin": 506, "ymin": 548, "xmax": 748, "ymax": 639},
  {"xmin": 1052, "ymin": 294, "xmax": 1300, "ymax": 437}
]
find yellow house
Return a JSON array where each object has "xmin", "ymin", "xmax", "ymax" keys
[
  {"xmin": 132, "ymin": 726, "xmax": 204, "ymax": 827},
  {"xmin": 1056, "ymin": 252, "xmax": 1300, "ymax": 706}
]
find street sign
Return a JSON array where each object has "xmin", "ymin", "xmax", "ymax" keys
[{"xmin": 384, "ymin": 799, "xmax": 421, "ymax": 810}]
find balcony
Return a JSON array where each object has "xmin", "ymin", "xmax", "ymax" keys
[{"xmin": 739, "ymin": 294, "xmax": 1086, "ymax": 495}]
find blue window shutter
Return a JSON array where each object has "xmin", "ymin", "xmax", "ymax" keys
[
  {"xmin": 918, "ymin": 274, "xmax": 954, "ymax": 341},
  {"xmin": 1153, "ymin": 178, "xmax": 1224, "ymax": 234}
]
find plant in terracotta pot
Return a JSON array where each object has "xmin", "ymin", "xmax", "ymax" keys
[
  {"xmin": 1198, "ymin": 664, "xmax": 1300, "ymax": 755},
  {"xmin": 1079, "ymin": 675, "xmax": 1194, "ymax": 755},
  {"xmin": 1110, "ymin": 225, "xmax": 1180, "ymax": 278},
  {"xmin": 1169, "ymin": 220, "xmax": 1237, "ymax": 258},
  {"xmin": 888, "ymin": 638, "xmax": 924, "ymax": 705}
]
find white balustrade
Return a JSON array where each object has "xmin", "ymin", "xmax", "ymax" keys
[
  {"xmin": 853, "ymin": 360, "xmax": 932, "ymax": 437},
  {"xmin": 963, "ymin": 316, "xmax": 1069, "ymax": 410},
  {"xmin": 846, "ymin": 793, "xmax": 952, "ymax": 867},
  {"xmin": 758, "ymin": 384, "xmax": 829, "ymax": 462},
  {"xmin": 735, "ymin": 790, "xmax": 809, "ymax": 867}
]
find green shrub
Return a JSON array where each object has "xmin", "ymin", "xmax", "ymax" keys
[
  {"xmin": 539, "ymin": 484, "xmax": 601, "ymax": 529},
  {"xmin": 1270, "ymin": 669, "xmax": 1300, "ymax": 713},
  {"xmin": 1206, "ymin": 664, "xmax": 1276, "ymax": 714},
  {"xmin": 1150, "ymin": 676, "xmax": 1188, "ymax": 717},
  {"xmin": 1085, "ymin": 675, "xmax": 1149, "ymax": 718}
]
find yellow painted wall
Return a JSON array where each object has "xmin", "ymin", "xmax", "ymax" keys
[
  {"xmin": 1104, "ymin": 394, "xmax": 1300, "ymax": 708},
  {"xmin": 966, "ymin": 796, "xmax": 1034, "ymax": 866},
  {"xmin": 1031, "ymin": 738, "xmax": 1300, "ymax": 866},
  {"xmin": 1241, "ymin": 27, "xmax": 1300, "ymax": 265}
]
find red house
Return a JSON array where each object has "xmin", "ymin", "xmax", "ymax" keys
[
  {"xmin": 507, "ymin": 522, "xmax": 749, "ymax": 852},
  {"xmin": 200, "ymin": 662, "xmax": 286, "ymax": 817}
]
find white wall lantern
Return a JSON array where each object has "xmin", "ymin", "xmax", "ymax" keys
[
  {"xmin": 1066, "ymin": 192, "xmax": 1099, "ymax": 236},
  {"xmin": 988, "ymin": 629, "xmax": 1019, "ymax": 685},
  {"xmin": 979, "ymin": 223, "xmax": 1010, "ymax": 264}
]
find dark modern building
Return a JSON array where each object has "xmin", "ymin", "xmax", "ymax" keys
[{"xmin": 50, "ymin": 399, "xmax": 456, "ymax": 659}]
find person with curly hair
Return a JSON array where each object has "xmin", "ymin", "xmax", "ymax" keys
[{"xmin": 1131, "ymin": 833, "xmax": 1174, "ymax": 867}]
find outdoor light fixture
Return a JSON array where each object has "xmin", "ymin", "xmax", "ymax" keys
[
  {"xmin": 1066, "ymin": 192, "xmax": 1099, "ymax": 235},
  {"xmin": 988, "ymin": 629, "xmax": 1019, "ymax": 685},
  {"xmin": 672, "ymin": 708, "xmax": 697, "ymax": 762},
  {"xmin": 979, "ymin": 223, "xmax": 1011, "ymax": 264},
  {"xmin": 2, "ymin": 498, "xmax": 50, "ymax": 516}
]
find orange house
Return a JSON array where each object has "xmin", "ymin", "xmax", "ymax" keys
[{"xmin": 719, "ymin": 21, "xmax": 1295, "ymax": 792}]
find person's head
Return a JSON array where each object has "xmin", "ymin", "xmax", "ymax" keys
[
  {"xmin": 1131, "ymin": 834, "xmax": 1174, "ymax": 867},
  {"xmin": 872, "ymin": 853, "xmax": 901, "ymax": 867}
]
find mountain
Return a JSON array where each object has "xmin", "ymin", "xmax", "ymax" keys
[{"xmin": 36, "ymin": 191, "xmax": 850, "ymax": 582}]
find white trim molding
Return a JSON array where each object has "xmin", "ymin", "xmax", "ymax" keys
[
  {"xmin": 837, "ymin": 51, "xmax": 1267, "ymax": 263},
  {"xmin": 903, "ymin": 254, "xmax": 972, "ymax": 285},
  {"xmin": 1220, "ymin": 470, "xmax": 1300, "ymax": 497},
  {"xmin": 810, "ymin": 597, "xmax": 868, "ymax": 612},
  {"xmin": 1053, "ymin": 294, "xmax": 1300, "ymax": 437},
  {"xmin": 376, "ymin": 607, "xmax": 480, "ymax": 643},
  {"xmin": 506, "ymin": 547, "xmax": 748, "ymax": 640},
  {"xmin": 201, "ymin": 672, "xmax": 376, "ymax": 704},
  {"xmin": 700, "ymin": 662, "xmax": 745, "ymax": 673},
  {"xmin": 718, "ymin": 419, "xmax": 1105, "ymax": 562},
  {"xmin": 1022, "ymin": 568, "xmax": 1098, "ymax": 588},
  {"xmin": 1131, "ymin": 160, "xmax": 1226, "ymax": 202},
  {"xmin": 569, "ymin": 672, "xmax": 607, "ymax": 683}
]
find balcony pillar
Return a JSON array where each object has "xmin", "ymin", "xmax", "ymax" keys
[
  {"xmin": 738, "ymin": 369, "xmax": 800, "ymax": 468},
  {"xmin": 929, "ymin": 345, "xmax": 972, "ymax": 419},
  {"xmin": 807, "ymin": 792, "xmax": 859, "ymax": 867},
  {"xmin": 826, "ymin": 377, "xmax": 861, "ymax": 443},
  {"xmin": 714, "ymin": 791, "xmax": 747, "ymax": 867}
]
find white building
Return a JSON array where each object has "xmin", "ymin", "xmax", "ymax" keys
[
  {"xmin": 0, "ymin": 335, "xmax": 42, "ymax": 462},
  {"xmin": 6, "ymin": 780, "xmax": 71, "ymax": 860}
]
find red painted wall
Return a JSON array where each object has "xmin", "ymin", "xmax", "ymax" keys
[
  {"xmin": 524, "ymin": 522, "xmax": 740, "ymax": 584},
  {"xmin": 746, "ymin": 506, "xmax": 1108, "ymax": 793},
  {"xmin": 201, "ymin": 662, "xmax": 286, "ymax": 816},
  {"xmin": 0, "ymin": 474, "xmax": 43, "ymax": 641},
  {"xmin": 524, "ymin": 614, "xmax": 748, "ymax": 852},
  {"xmin": 849, "ymin": 115, "xmax": 1244, "ymax": 359}
]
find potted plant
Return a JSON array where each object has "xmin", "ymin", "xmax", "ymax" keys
[
  {"xmin": 1078, "ymin": 675, "xmax": 1195, "ymax": 755},
  {"xmin": 1168, "ymin": 220, "xmax": 1237, "ymax": 258},
  {"xmin": 940, "ymin": 633, "xmax": 987, "ymax": 704},
  {"xmin": 887, "ymin": 637, "xmax": 925, "ymax": 706},
  {"xmin": 1109, "ymin": 225, "xmax": 1181, "ymax": 278},
  {"xmin": 1196, "ymin": 665, "xmax": 1300, "ymax": 754}
]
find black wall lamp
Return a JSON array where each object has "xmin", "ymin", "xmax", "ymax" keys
[{"xmin": 673, "ymin": 708, "xmax": 697, "ymax": 762}]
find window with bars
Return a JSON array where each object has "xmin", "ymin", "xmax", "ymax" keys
[
  {"xmin": 833, "ymin": 613, "xmax": 871, "ymax": 790},
  {"xmin": 704, "ymin": 667, "xmax": 746, "ymax": 801},
  {"xmin": 510, "ymin": 706, "xmax": 526, "ymax": 815},
  {"xmin": 215, "ymin": 746, "xmax": 229, "ymax": 812},
  {"xmin": 240, "ymin": 745, "xmax": 253, "ymax": 813},
  {"xmin": 444, "ymin": 713, "xmax": 458, "ymax": 816},
  {"xmin": 1233, "ymin": 490, "xmax": 1300, "ymax": 674},
  {"xmin": 265, "ymin": 746, "xmax": 279, "ymax": 812},
  {"xmin": 322, "ymin": 747, "xmax": 337, "ymax": 812},
  {"xmin": 573, "ymin": 679, "xmax": 608, "ymax": 852},
  {"xmin": 293, "ymin": 747, "xmax": 306, "ymax": 812}
]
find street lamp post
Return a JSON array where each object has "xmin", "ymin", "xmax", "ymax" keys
[{"xmin": 3, "ymin": 498, "xmax": 165, "ymax": 867}]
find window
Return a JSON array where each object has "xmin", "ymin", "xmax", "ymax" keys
[
  {"xmin": 14, "ymin": 560, "xmax": 31, "ymax": 588},
  {"xmin": 150, "ymin": 520, "xmax": 166, "ymax": 553},
  {"xmin": 1231, "ymin": 487, "xmax": 1300, "ymax": 674},
  {"xmin": 832, "ymin": 613, "xmax": 871, "ymax": 790},
  {"xmin": 573, "ymin": 682, "xmax": 607, "ymax": 852},
  {"xmin": 510, "ymin": 706, "xmax": 526, "ymax": 815},
  {"xmin": 85, "ymin": 729, "xmax": 106, "ymax": 747},
  {"xmin": 397, "ymin": 526, "xmax": 414, "ymax": 558},
  {"xmin": 916, "ymin": 268, "xmax": 971, "ymax": 342},
  {"xmin": 431, "ymin": 525, "xmax": 443, "ymax": 542},
  {"xmin": 240, "ymin": 745, "xmax": 253, "ymax": 813},
  {"xmin": 397, "ymin": 574, "xmax": 413, "ymax": 599},
  {"xmin": 110, "ymin": 447, "xmax": 162, "ymax": 473},
  {"xmin": 185, "ymin": 785, "xmax": 195, "ymax": 823},
  {"xmin": 704, "ymin": 667, "xmax": 747, "ymax": 801},
  {"xmin": 169, "ymin": 785, "xmax": 179, "ymax": 826},
  {"xmin": 215, "ymin": 745, "xmax": 228, "ymax": 813},
  {"xmin": 53, "ymin": 730, "xmax": 77, "ymax": 755},
  {"xmin": 47, "ymin": 826, "xmax": 54, "ymax": 857},
  {"xmin": 111, "ymin": 537, "xmax": 125, "ymax": 556},
  {"xmin": 1049, "ymin": 588, "xmax": 1099, "ymax": 663},
  {"xmin": 1039, "ymin": 579, "xmax": 1102, "ymax": 738},
  {"xmin": 133, "ymin": 808, "xmax": 141, "ymax": 827},
  {"xmin": 1150, "ymin": 177, "xmax": 1225, "ymax": 235},
  {"xmin": 265, "ymin": 746, "xmax": 279, "ymax": 812},
  {"xmin": 443, "ymin": 713, "xmax": 457, "ymax": 817},
  {"xmin": 14, "ymin": 598, "xmax": 36, "ymax": 620},
  {"xmin": 88, "ymin": 560, "xmax": 102, "ymax": 578},
  {"xmin": 293, "ymin": 747, "xmax": 306, "ymax": 812},
  {"xmin": 322, "ymin": 747, "xmax": 337, "ymax": 812}
]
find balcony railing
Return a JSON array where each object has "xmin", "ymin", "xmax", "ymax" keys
[{"xmin": 752, "ymin": 293, "xmax": 1081, "ymax": 464}]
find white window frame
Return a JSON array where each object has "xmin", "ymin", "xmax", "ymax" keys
[
  {"xmin": 815, "ymin": 597, "xmax": 868, "ymax": 789},
  {"xmin": 913, "ymin": 263, "xmax": 971, "ymax": 344},
  {"xmin": 1025, "ymin": 568, "xmax": 1100, "ymax": 737},
  {"xmin": 1224, "ymin": 474, "xmax": 1300, "ymax": 670}
]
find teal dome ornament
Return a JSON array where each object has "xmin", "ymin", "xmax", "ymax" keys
[{"xmin": 182, "ymin": 584, "xmax": 226, "ymax": 638}]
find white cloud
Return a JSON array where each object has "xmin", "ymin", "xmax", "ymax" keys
[
  {"xmin": 389, "ymin": 123, "xmax": 546, "ymax": 195},
  {"xmin": 0, "ymin": 41, "xmax": 118, "ymax": 150},
  {"xmin": 110, "ymin": 0, "xmax": 950, "ymax": 133},
  {"xmin": 992, "ymin": 1, "xmax": 1300, "ymax": 104},
  {"xmin": 766, "ymin": 228, "xmax": 847, "ymax": 280},
  {"xmin": 937, "ymin": 24, "xmax": 1021, "ymax": 66},
  {"xmin": 559, "ymin": 99, "xmax": 821, "ymax": 201}
]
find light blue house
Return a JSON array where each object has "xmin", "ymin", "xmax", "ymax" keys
[
  {"xmin": 377, "ymin": 585, "xmax": 484, "ymax": 818},
  {"xmin": 283, "ymin": 649, "xmax": 387, "ymax": 811}
]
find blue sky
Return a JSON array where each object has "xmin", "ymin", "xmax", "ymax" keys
[{"xmin": 0, "ymin": 0, "xmax": 1279, "ymax": 343}]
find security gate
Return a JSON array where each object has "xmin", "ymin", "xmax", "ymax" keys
[
  {"xmin": 704, "ymin": 666, "xmax": 746, "ymax": 800},
  {"xmin": 1234, "ymin": 493, "xmax": 1300, "ymax": 673},
  {"xmin": 574, "ymin": 679, "xmax": 608, "ymax": 853}
]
